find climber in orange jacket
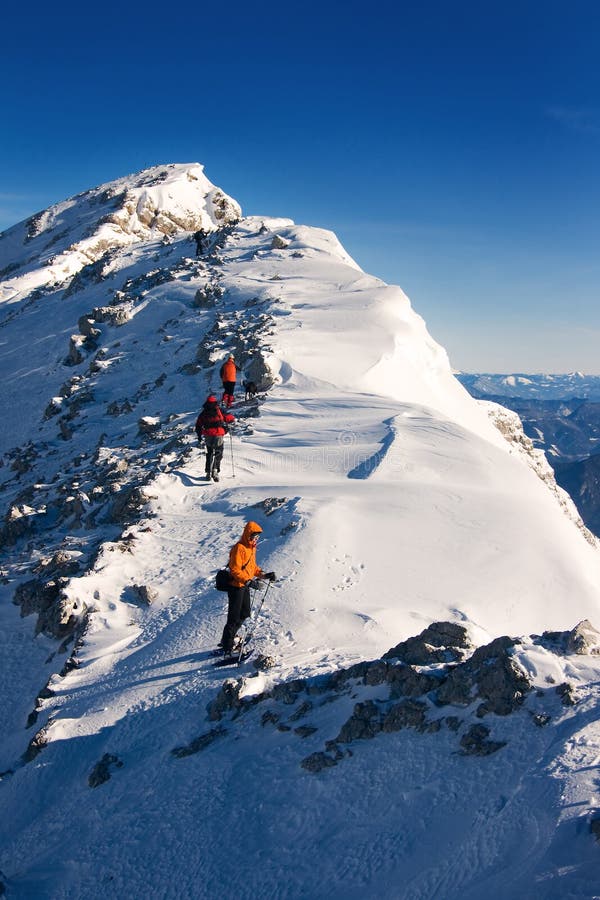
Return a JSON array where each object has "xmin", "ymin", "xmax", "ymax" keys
[
  {"xmin": 220, "ymin": 521, "xmax": 276, "ymax": 654},
  {"xmin": 219, "ymin": 354, "xmax": 238, "ymax": 408}
]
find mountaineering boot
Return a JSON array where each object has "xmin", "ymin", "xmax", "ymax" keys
[{"xmin": 212, "ymin": 470, "xmax": 220, "ymax": 482}]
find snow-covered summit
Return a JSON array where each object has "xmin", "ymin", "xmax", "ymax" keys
[
  {"xmin": 1, "ymin": 164, "xmax": 600, "ymax": 898},
  {"xmin": 0, "ymin": 163, "xmax": 240, "ymax": 304}
]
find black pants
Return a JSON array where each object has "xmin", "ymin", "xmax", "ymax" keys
[
  {"xmin": 221, "ymin": 585, "xmax": 251, "ymax": 652},
  {"xmin": 205, "ymin": 435, "xmax": 224, "ymax": 475}
]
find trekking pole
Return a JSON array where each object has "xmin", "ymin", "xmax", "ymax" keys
[
  {"xmin": 229, "ymin": 431, "xmax": 236, "ymax": 478},
  {"xmin": 237, "ymin": 581, "xmax": 271, "ymax": 663}
]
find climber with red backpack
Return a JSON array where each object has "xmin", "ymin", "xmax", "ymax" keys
[{"xmin": 195, "ymin": 395, "xmax": 234, "ymax": 482}]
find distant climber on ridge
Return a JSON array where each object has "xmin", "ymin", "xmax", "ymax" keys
[
  {"xmin": 195, "ymin": 395, "xmax": 234, "ymax": 482},
  {"xmin": 219, "ymin": 354, "xmax": 238, "ymax": 408},
  {"xmin": 220, "ymin": 521, "xmax": 276, "ymax": 654}
]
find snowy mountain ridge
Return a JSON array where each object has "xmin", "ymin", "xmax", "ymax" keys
[{"xmin": 1, "ymin": 163, "xmax": 600, "ymax": 898}]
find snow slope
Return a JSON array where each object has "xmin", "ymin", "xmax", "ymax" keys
[{"xmin": 1, "ymin": 164, "xmax": 600, "ymax": 899}]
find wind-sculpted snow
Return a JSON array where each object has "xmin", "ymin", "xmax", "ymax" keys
[{"xmin": 1, "ymin": 164, "xmax": 600, "ymax": 897}]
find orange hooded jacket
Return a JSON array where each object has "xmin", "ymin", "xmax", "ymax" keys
[
  {"xmin": 221, "ymin": 359, "xmax": 237, "ymax": 383},
  {"xmin": 228, "ymin": 521, "xmax": 264, "ymax": 587}
]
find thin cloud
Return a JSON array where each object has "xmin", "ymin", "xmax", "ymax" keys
[{"xmin": 546, "ymin": 106, "xmax": 600, "ymax": 135}]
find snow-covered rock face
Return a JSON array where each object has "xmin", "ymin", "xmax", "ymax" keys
[
  {"xmin": 0, "ymin": 163, "xmax": 240, "ymax": 304},
  {"xmin": 1, "ymin": 164, "xmax": 600, "ymax": 899}
]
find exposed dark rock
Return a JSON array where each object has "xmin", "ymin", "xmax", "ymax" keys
[
  {"xmin": 328, "ymin": 662, "xmax": 370, "ymax": 691},
  {"xmin": 0, "ymin": 505, "xmax": 37, "ymax": 547},
  {"xmin": 272, "ymin": 680, "xmax": 306, "ymax": 704},
  {"xmin": 171, "ymin": 727, "xmax": 227, "ymax": 758},
  {"xmin": 325, "ymin": 740, "xmax": 345, "ymax": 760},
  {"xmin": 445, "ymin": 716, "xmax": 462, "ymax": 732},
  {"xmin": 363, "ymin": 660, "xmax": 388, "ymax": 686},
  {"xmin": 459, "ymin": 724, "xmax": 506, "ymax": 756},
  {"xmin": 207, "ymin": 679, "xmax": 245, "ymax": 721},
  {"xmin": 109, "ymin": 485, "xmax": 151, "ymax": 524},
  {"xmin": 59, "ymin": 418, "xmax": 74, "ymax": 440},
  {"xmin": 193, "ymin": 282, "xmax": 223, "ymax": 308},
  {"xmin": 384, "ymin": 621, "xmax": 471, "ymax": 665},
  {"xmin": 288, "ymin": 701, "xmax": 313, "ymax": 722},
  {"xmin": 132, "ymin": 584, "xmax": 158, "ymax": 605},
  {"xmin": 271, "ymin": 234, "xmax": 290, "ymax": 250},
  {"xmin": 301, "ymin": 752, "xmax": 338, "ymax": 773},
  {"xmin": 254, "ymin": 654, "xmax": 276, "ymax": 671},
  {"xmin": 382, "ymin": 699, "xmax": 428, "ymax": 733},
  {"xmin": 532, "ymin": 713, "xmax": 551, "ymax": 727},
  {"xmin": 44, "ymin": 397, "xmax": 63, "ymax": 419},
  {"xmin": 435, "ymin": 635, "xmax": 530, "ymax": 716},
  {"xmin": 337, "ymin": 700, "xmax": 382, "ymax": 742},
  {"xmin": 59, "ymin": 375, "xmax": 83, "ymax": 398},
  {"xmin": 567, "ymin": 620, "xmax": 600, "ymax": 655},
  {"xmin": 13, "ymin": 576, "xmax": 86, "ymax": 639},
  {"xmin": 244, "ymin": 352, "xmax": 276, "ymax": 392},
  {"xmin": 88, "ymin": 753, "xmax": 124, "ymax": 787},
  {"xmin": 295, "ymin": 725, "xmax": 318, "ymax": 738},
  {"xmin": 537, "ymin": 620, "xmax": 600, "ymax": 656},
  {"xmin": 22, "ymin": 721, "xmax": 53, "ymax": 763},
  {"xmin": 66, "ymin": 335, "xmax": 86, "ymax": 366},
  {"xmin": 250, "ymin": 497, "xmax": 288, "ymax": 516},
  {"xmin": 34, "ymin": 550, "xmax": 80, "ymax": 577},
  {"xmin": 77, "ymin": 315, "xmax": 101, "ymax": 339},
  {"xmin": 59, "ymin": 493, "xmax": 88, "ymax": 525},
  {"xmin": 37, "ymin": 591, "xmax": 86, "ymax": 640},
  {"xmin": 13, "ymin": 577, "xmax": 63, "ymax": 619},
  {"xmin": 138, "ymin": 416, "xmax": 161, "ymax": 435},
  {"xmin": 261, "ymin": 710, "xmax": 280, "ymax": 726},
  {"xmin": 92, "ymin": 304, "xmax": 132, "ymax": 326},
  {"xmin": 386, "ymin": 664, "xmax": 440, "ymax": 699},
  {"xmin": 556, "ymin": 682, "xmax": 578, "ymax": 706}
]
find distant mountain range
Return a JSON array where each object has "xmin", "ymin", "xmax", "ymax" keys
[
  {"xmin": 457, "ymin": 373, "xmax": 600, "ymax": 537},
  {"xmin": 457, "ymin": 371, "xmax": 600, "ymax": 401}
]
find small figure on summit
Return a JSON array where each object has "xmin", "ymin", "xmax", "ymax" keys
[
  {"xmin": 219, "ymin": 354, "xmax": 238, "ymax": 408},
  {"xmin": 195, "ymin": 395, "xmax": 234, "ymax": 482},
  {"xmin": 220, "ymin": 521, "xmax": 276, "ymax": 655}
]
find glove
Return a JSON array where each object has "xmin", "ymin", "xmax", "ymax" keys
[
  {"xmin": 264, "ymin": 571, "xmax": 276, "ymax": 582},
  {"xmin": 248, "ymin": 579, "xmax": 262, "ymax": 590}
]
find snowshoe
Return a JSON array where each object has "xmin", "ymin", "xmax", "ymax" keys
[{"xmin": 213, "ymin": 648, "xmax": 253, "ymax": 668}]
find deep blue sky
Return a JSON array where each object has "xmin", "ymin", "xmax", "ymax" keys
[{"xmin": 2, "ymin": 0, "xmax": 599, "ymax": 372}]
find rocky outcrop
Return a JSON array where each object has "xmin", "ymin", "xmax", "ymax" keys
[
  {"xmin": 200, "ymin": 621, "xmax": 583, "ymax": 775},
  {"xmin": 138, "ymin": 416, "xmax": 161, "ymax": 436},
  {"xmin": 536, "ymin": 619, "xmax": 600, "ymax": 656},
  {"xmin": 486, "ymin": 402, "xmax": 597, "ymax": 546},
  {"xmin": 0, "ymin": 505, "xmax": 38, "ymax": 547},
  {"xmin": 88, "ymin": 753, "xmax": 124, "ymax": 787},
  {"xmin": 384, "ymin": 621, "xmax": 472, "ymax": 665},
  {"xmin": 171, "ymin": 727, "xmax": 227, "ymax": 758},
  {"xmin": 13, "ymin": 577, "xmax": 87, "ymax": 639},
  {"xmin": 131, "ymin": 584, "xmax": 158, "ymax": 606},
  {"xmin": 109, "ymin": 485, "xmax": 152, "ymax": 524},
  {"xmin": 435, "ymin": 635, "xmax": 531, "ymax": 716}
]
